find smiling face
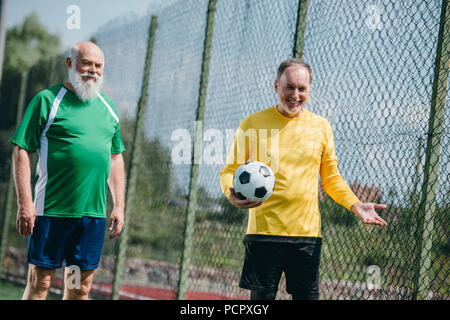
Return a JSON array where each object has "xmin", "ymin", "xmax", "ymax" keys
[
  {"xmin": 274, "ymin": 65, "xmax": 311, "ymax": 118},
  {"xmin": 69, "ymin": 42, "xmax": 104, "ymax": 82},
  {"xmin": 65, "ymin": 42, "xmax": 105, "ymax": 102}
]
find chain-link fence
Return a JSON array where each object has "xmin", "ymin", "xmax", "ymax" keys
[{"xmin": 0, "ymin": 0, "xmax": 448, "ymax": 300}]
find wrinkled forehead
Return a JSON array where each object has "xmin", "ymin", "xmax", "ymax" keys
[
  {"xmin": 279, "ymin": 65, "xmax": 311, "ymax": 83},
  {"xmin": 76, "ymin": 45, "xmax": 104, "ymax": 64}
]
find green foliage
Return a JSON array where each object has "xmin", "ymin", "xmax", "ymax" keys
[
  {"xmin": 433, "ymin": 205, "xmax": 450, "ymax": 257},
  {"xmin": 3, "ymin": 13, "xmax": 61, "ymax": 74},
  {"xmin": 205, "ymin": 196, "xmax": 246, "ymax": 224},
  {"xmin": 141, "ymin": 138, "xmax": 172, "ymax": 199},
  {"xmin": 0, "ymin": 128, "xmax": 14, "ymax": 181},
  {"xmin": 320, "ymin": 195, "xmax": 359, "ymax": 227},
  {"xmin": 123, "ymin": 130, "xmax": 184, "ymax": 261}
]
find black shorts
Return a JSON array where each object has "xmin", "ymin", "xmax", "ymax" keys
[{"xmin": 239, "ymin": 239, "xmax": 321, "ymax": 299}]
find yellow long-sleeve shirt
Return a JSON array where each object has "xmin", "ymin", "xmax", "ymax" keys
[{"xmin": 219, "ymin": 106, "xmax": 360, "ymax": 240}]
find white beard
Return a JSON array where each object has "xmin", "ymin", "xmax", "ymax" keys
[{"xmin": 67, "ymin": 67, "xmax": 103, "ymax": 102}]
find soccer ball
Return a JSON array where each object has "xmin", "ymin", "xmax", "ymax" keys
[{"xmin": 233, "ymin": 161, "xmax": 275, "ymax": 202}]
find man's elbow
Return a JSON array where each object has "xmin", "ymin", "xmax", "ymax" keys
[{"xmin": 12, "ymin": 145, "xmax": 30, "ymax": 162}]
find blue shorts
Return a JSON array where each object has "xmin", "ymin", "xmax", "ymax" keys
[{"xmin": 27, "ymin": 216, "xmax": 106, "ymax": 270}]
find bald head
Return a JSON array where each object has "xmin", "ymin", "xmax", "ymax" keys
[
  {"xmin": 76, "ymin": 41, "xmax": 104, "ymax": 62},
  {"xmin": 66, "ymin": 41, "xmax": 104, "ymax": 69}
]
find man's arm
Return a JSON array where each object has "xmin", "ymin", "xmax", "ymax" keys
[
  {"xmin": 320, "ymin": 121, "xmax": 387, "ymax": 226},
  {"xmin": 107, "ymin": 153, "xmax": 125, "ymax": 239},
  {"xmin": 12, "ymin": 146, "xmax": 36, "ymax": 237}
]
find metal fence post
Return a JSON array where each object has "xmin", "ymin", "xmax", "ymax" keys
[
  {"xmin": 111, "ymin": 15, "xmax": 158, "ymax": 300},
  {"xmin": 0, "ymin": 0, "xmax": 8, "ymax": 84},
  {"xmin": 176, "ymin": 0, "xmax": 217, "ymax": 300},
  {"xmin": 293, "ymin": 0, "xmax": 309, "ymax": 59},
  {"xmin": 410, "ymin": 137, "xmax": 425, "ymax": 206},
  {"xmin": 412, "ymin": 0, "xmax": 449, "ymax": 300},
  {"xmin": 0, "ymin": 70, "xmax": 28, "ymax": 276}
]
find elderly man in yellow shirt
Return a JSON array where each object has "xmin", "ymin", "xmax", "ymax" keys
[{"xmin": 219, "ymin": 58, "xmax": 387, "ymax": 300}]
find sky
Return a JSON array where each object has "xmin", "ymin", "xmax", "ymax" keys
[{"xmin": 4, "ymin": 0, "xmax": 175, "ymax": 48}]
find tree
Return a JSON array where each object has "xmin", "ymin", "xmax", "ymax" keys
[
  {"xmin": 1, "ymin": 12, "xmax": 63, "ymax": 129},
  {"xmin": 3, "ymin": 12, "xmax": 61, "ymax": 74}
]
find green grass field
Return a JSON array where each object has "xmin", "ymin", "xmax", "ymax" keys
[
  {"xmin": 0, "ymin": 280, "xmax": 58, "ymax": 300},
  {"xmin": 0, "ymin": 280, "xmax": 25, "ymax": 300}
]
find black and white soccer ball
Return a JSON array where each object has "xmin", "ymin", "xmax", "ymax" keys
[{"xmin": 233, "ymin": 161, "xmax": 275, "ymax": 202}]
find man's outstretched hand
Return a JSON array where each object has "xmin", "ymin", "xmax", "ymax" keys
[{"xmin": 351, "ymin": 203, "xmax": 387, "ymax": 226}]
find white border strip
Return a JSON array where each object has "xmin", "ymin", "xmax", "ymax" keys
[
  {"xmin": 97, "ymin": 93, "xmax": 119, "ymax": 124},
  {"xmin": 34, "ymin": 87, "xmax": 67, "ymax": 216}
]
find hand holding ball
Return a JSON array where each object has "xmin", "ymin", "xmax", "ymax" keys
[{"xmin": 233, "ymin": 161, "xmax": 275, "ymax": 202}]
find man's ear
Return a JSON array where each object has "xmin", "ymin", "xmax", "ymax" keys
[
  {"xmin": 66, "ymin": 57, "xmax": 72, "ymax": 69},
  {"xmin": 274, "ymin": 80, "xmax": 279, "ymax": 93}
]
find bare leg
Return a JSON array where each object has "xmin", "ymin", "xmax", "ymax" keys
[
  {"xmin": 63, "ymin": 267, "xmax": 95, "ymax": 300},
  {"xmin": 22, "ymin": 264, "xmax": 55, "ymax": 300}
]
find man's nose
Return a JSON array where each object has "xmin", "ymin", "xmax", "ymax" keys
[{"xmin": 88, "ymin": 64, "xmax": 97, "ymax": 74}]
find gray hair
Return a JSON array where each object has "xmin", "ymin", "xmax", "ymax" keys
[
  {"xmin": 65, "ymin": 44, "xmax": 79, "ymax": 65},
  {"xmin": 277, "ymin": 58, "xmax": 312, "ymax": 83}
]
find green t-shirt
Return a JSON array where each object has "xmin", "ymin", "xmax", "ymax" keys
[{"xmin": 10, "ymin": 83, "xmax": 125, "ymax": 218}]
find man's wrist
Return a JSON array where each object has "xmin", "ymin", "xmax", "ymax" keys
[
  {"xmin": 350, "ymin": 202, "xmax": 361, "ymax": 214},
  {"xmin": 113, "ymin": 204, "xmax": 125, "ymax": 210},
  {"xmin": 17, "ymin": 198, "xmax": 34, "ymax": 208}
]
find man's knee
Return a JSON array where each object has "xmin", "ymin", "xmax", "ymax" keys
[
  {"xmin": 29, "ymin": 265, "xmax": 54, "ymax": 289},
  {"xmin": 24, "ymin": 265, "xmax": 55, "ymax": 299},
  {"xmin": 67, "ymin": 282, "xmax": 91, "ymax": 298},
  {"xmin": 64, "ymin": 268, "xmax": 94, "ymax": 299}
]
